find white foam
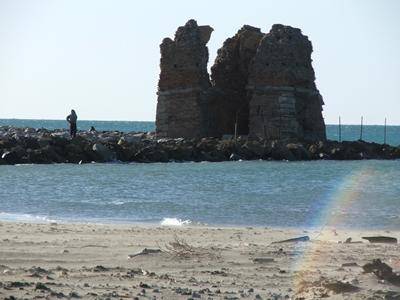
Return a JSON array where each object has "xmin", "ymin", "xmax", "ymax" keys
[
  {"xmin": 160, "ymin": 217, "xmax": 191, "ymax": 226},
  {"xmin": 0, "ymin": 212, "xmax": 56, "ymax": 223},
  {"xmin": 111, "ymin": 201, "xmax": 125, "ymax": 206}
]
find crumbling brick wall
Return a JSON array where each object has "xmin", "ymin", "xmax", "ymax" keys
[{"xmin": 155, "ymin": 21, "xmax": 326, "ymax": 142}]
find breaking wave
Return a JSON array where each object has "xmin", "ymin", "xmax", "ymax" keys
[
  {"xmin": 160, "ymin": 217, "xmax": 191, "ymax": 226},
  {"xmin": 0, "ymin": 212, "xmax": 56, "ymax": 223}
]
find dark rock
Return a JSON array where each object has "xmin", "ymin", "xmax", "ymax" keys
[
  {"xmin": 270, "ymin": 142, "xmax": 296, "ymax": 161},
  {"xmin": 192, "ymin": 291, "xmax": 201, "ymax": 298},
  {"xmin": 229, "ymin": 153, "xmax": 243, "ymax": 161},
  {"xmin": 52, "ymin": 136, "xmax": 70, "ymax": 148},
  {"xmin": 29, "ymin": 148, "xmax": 54, "ymax": 164},
  {"xmin": 166, "ymin": 144, "xmax": 194, "ymax": 161},
  {"xmin": 286, "ymin": 143, "xmax": 311, "ymax": 160},
  {"xmin": 8, "ymin": 281, "xmax": 31, "ymax": 288},
  {"xmin": 0, "ymin": 137, "xmax": 17, "ymax": 149},
  {"xmin": 323, "ymin": 281, "xmax": 360, "ymax": 294},
  {"xmin": 69, "ymin": 291, "xmax": 80, "ymax": 298},
  {"xmin": 113, "ymin": 144, "xmax": 134, "ymax": 162},
  {"xmin": 363, "ymin": 259, "xmax": 400, "ymax": 286},
  {"xmin": 37, "ymin": 136, "xmax": 52, "ymax": 148},
  {"xmin": 1, "ymin": 150, "xmax": 21, "ymax": 164},
  {"xmin": 92, "ymin": 143, "xmax": 116, "ymax": 162},
  {"xmin": 253, "ymin": 257, "xmax": 274, "ymax": 264},
  {"xmin": 134, "ymin": 145, "xmax": 169, "ymax": 162},
  {"xmin": 92, "ymin": 265, "xmax": 109, "ymax": 272},
  {"xmin": 0, "ymin": 127, "xmax": 399, "ymax": 164},
  {"xmin": 28, "ymin": 266, "xmax": 51, "ymax": 275},
  {"xmin": 21, "ymin": 137, "xmax": 40, "ymax": 149},
  {"xmin": 377, "ymin": 291, "xmax": 400, "ymax": 299},
  {"xmin": 242, "ymin": 140, "xmax": 266, "ymax": 158},
  {"xmin": 39, "ymin": 146, "xmax": 64, "ymax": 163},
  {"xmin": 50, "ymin": 291, "xmax": 66, "ymax": 298},
  {"xmin": 35, "ymin": 282, "xmax": 50, "ymax": 291},
  {"xmin": 173, "ymin": 287, "xmax": 192, "ymax": 295},
  {"xmin": 139, "ymin": 282, "xmax": 151, "ymax": 289}
]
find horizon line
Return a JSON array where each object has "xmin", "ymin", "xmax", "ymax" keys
[{"xmin": 0, "ymin": 118, "xmax": 399, "ymax": 127}]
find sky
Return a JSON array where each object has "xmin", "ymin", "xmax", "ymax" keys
[{"xmin": 0, "ymin": 0, "xmax": 399, "ymax": 124}]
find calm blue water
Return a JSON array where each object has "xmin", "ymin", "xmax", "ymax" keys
[
  {"xmin": 0, "ymin": 160, "xmax": 399, "ymax": 229},
  {"xmin": 1, "ymin": 119, "xmax": 399, "ymax": 228},
  {"xmin": 1, "ymin": 119, "xmax": 399, "ymax": 145},
  {"xmin": 0, "ymin": 119, "xmax": 155, "ymax": 133}
]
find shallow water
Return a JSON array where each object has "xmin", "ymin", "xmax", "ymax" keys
[{"xmin": 1, "ymin": 160, "xmax": 399, "ymax": 229}]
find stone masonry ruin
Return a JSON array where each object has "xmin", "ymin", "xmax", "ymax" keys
[{"xmin": 155, "ymin": 20, "xmax": 326, "ymax": 141}]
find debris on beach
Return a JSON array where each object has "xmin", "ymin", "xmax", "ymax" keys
[
  {"xmin": 323, "ymin": 280, "xmax": 360, "ymax": 294},
  {"xmin": 164, "ymin": 235, "xmax": 219, "ymax": 259},
  {"xmin": 363, "ymin": 259, "xmax": 400, "ymax": 286},
  {"xmin": 296, "ymin": 278, "xmax": 360, "ymax": 298},
  {"xmin": 272, "ymin": 235, "xmax": 310, "ymax": 244},
  {"xmin": 252, "ymin": 257, "xmax": 274, "ymax": 264},
  {"xmin": 338, "ymin": 237, "xmax": 362, "ymax": 244},
  {"xmin": 35, "ymin": 282, "xmax": 50, "ymax": 291},
  {"xmin": 362, "ymin": 236, "xmax": 398, "ymax": 243},
  {"xmin": 92, "ymin": 265, "xmax": 109, "ymax": 272},
  {"xmin": 128, "ymin": 248, "xmax": 162, "ymax": 259},
  {"xmin": 341, "ymin": 262, "xmax": 359, "ymax": 267}
]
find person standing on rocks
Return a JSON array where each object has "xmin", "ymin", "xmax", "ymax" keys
[{"xmin": 66, "ymin": 109, "xmax": 78, "ymax": 138}]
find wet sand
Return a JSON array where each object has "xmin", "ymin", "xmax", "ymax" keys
[{"xmin": 0, "ymin": 221, "xmax": 399, "ymax": 299}]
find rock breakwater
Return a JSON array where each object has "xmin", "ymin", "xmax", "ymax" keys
[{"xmin": 0, "ymin": 127, "xmax": 399, "ymax": 165}]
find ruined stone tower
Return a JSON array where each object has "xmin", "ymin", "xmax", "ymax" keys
[
  {"xmin": 155, "ymin": 21, "xmax": 326, "ymax": 142},
  {"xmin": 156, "ymin": 20, "xmax": 213, "ymax": 138},
  {"xmin": 247, "ymin": 24, "xmax": 326, "ymax": 141}
]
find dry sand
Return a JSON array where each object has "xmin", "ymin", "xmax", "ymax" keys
[{"xmin": 0, "ymin": 221, "xmax": 399, "ymax": 299}]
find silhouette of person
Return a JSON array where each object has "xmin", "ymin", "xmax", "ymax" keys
[{"xmin": 66, "ymin": 109, "xmax": 78, "ymax": 138}]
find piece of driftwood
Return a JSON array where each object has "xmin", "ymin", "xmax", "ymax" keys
[
  {"xmin": 341, "ymin": 262, "xmax": 359, "ymax": 267},
  {"xmin": 253, "ymin": 257, "xmax": 274, "ymax": 264},
  {"xmin": 163, "ymin": 235, "xmax": 219, "ymax": 259},
  {"xmin": 362, "ymin": 236, "xmax": 398, "ymax": 244},
  {"xmin": 272, "ymin": 236, "xmax": 310, "ymax": 244},
  {"xmin": 339, "ymin": 238, "xmax": 362, "ymax": 244},
  {"xmin": 128, "ymin": 248, "xmax": 162, "ymax": 259}
]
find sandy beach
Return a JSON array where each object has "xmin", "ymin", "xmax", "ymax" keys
[{"xmin": 0, "ymin": 222, "xmax": 399, "ymax": 299}]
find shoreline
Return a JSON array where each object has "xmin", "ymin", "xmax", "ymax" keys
[
  {"xmin": 1, "ymin": 219, "xmax": 399, "ymax": 236},
  {"xmin": 0, "ymin": 216, "xmax": 399, "ymax": 232},
  {"xmin": 0, "ymin": 221, "xmax": 399, "ymax": 299}
]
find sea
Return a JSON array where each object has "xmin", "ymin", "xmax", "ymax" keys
[
  {"xmin": 1, "ymin": 118, "xmax": 399, "ymax": 146},
  {"xmin": 1, "ymin": 119, "xmax": 399, "ymax": 229}
]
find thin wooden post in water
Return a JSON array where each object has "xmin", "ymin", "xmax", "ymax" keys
[
  {"xmin": 384, "ymin": 117, "xmax": 387, "ymax": 145},
  {"xmin": 360, "ymin": 116, "xmax": 364, "ymax": 141},
  {"xmin": 234, "ymin": 111, "xmax": 238, "ymax": 142},
  {"xmin": 338, "ymin": 116, "xmax": 342, "ymax": 142}
]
